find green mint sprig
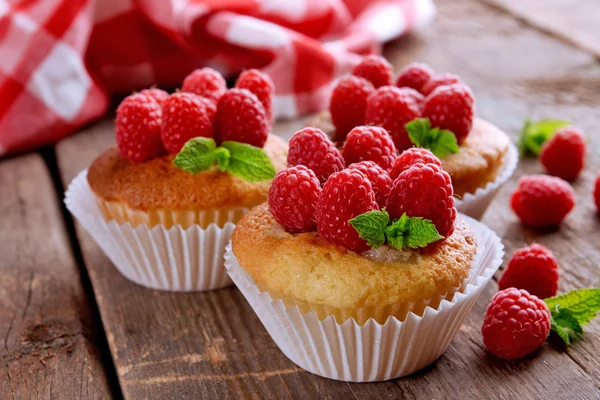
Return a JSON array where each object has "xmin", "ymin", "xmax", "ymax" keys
[
  {"xmin": 349, "ymin": 209, "xmax": 443, "ymax": 251},
  {"xmin": 544, "ymin": 288, "xmax": 600, "ymax": 345},
  {"xmin": 406, "ymin": 118, "xmax": 460, "ymax": 158},
  {"xmin": 518, "ymin": 119, "xmax": 571, "ymax": 156},
  {"xmin": 173, "ymin": 138, "xmax": 276, "ymax": 182}
]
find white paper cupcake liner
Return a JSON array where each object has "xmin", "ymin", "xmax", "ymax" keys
[
  {"xmin": 65, "ymin": 170, "xmax": 241, "ymax": 292},
  {"xmin": 455, "ymin": 143, "xmax": 518, "ymax": 220},
  {"xmin": 225, "ymin": 214, "xmax": 503, "ymax": 382}
]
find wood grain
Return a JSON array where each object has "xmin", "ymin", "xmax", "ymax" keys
[
  {"xmin": 53, "ymin": 0, "xmax": 600, "ymax": 397},
  {"xmin": 477, "ymin": 0, "xmax": 600, "ymax": 59},
  {"xmin": 0, "ymin": 154, "xmax": 112, "ymax": 399}
]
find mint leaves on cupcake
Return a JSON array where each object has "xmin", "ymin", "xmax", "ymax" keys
[
  {"xmin": 518, "ymin": 119, "xmax": 571, "ymax": 156},
  {"xmin": 173, "ymin": 137, "xmax": 276, "ymax": 182},
  {"xmin": 406, "ymin": 118, "xmax": 460, "ymax": 158},
  {"xmin": 350, "ymin": 209, "xmax": 443, "ymax": 250},
  {"xmin": 544, "ymin": 288, "xmax": 600, "ymax": 345}
]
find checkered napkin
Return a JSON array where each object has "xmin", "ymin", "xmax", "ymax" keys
[{"xmin": 0, "ymin": 0, "xmax": 435, "ymax": 155}]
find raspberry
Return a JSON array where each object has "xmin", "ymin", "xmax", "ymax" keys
[
  {"xmin": 482, "ymin": 288, "xmax": 551, "ymax": 360},
  {"xmin": 161, "ymin": 92, "xmax": 216, "ymax": 153},
  {"xmin": 364, "ymin": 86, "xmax": 422, "ymax": 151},
  {"xmin": 288, "ymin": 127, "xmax": 345, "ymax": 184},
  {"xmin": 214, "ymin": 88, "xmax": 269, "ymax": 148},
  {"xmin": 540, "ymin": 127, "xmax": 586, "ymax": 181},
  {"xmin": 510, "ymin": 174, "xmax": 575, "ymax": 228},
  {"xmin": 499, "ymin": 244, "xmax": 559, "ymax": 299},
  {"xmin": 316, "ymin": 169, "xmax": 379, "ymax": 252},
  {"xmin": 138, "ymin": 88, "xmax": 169, "ymax": 105},
  {"xmin": 235, "ymin": 69, "xmax": 274, "ymax": 124},
  {"xmin": 390, "ymin": 147, "xmax": 442, "ymax": 180},
  {"xmin": 115, "ymin": 93, "xmax": 164, "ymax": 162},
  {"xmin": 595, "ymin": 175, "xmax": 600, "ymax": 215},
  {"xmin": 347, "ymin": 161, "xmax": 392, "ymax": 207},
  {"xmin": 329, "ymin": 75, "xmax": 375, "ymax": 141},
  {"xmin": 268, "ymin": 166, "xmax": 321, "ymax": 233},
  {"xmin": 182, "ymin": 67, "xmax": 227, "ymax": 105},
  {"xmin": 386, "ymin": 163, "xmax": 456, "ymax": 239},
  {"xmin": 396, "ymin": 63, "xmax": 434, "ymax": 93},
  {"xmin": 423, "ymin": 83, "xmax": 474, "ymax": 144},
  {"xmin": 402, "ymin": 87, "xmax": 425, "ymax": 112},
  {"xmin": 351, "ymin": 55, "xmax": 394, "ymax": 88},
  {"xmin": 422, "ymin": 73, "xmax": 462, "ymax": 96},
  {"xmin": 342, "ymin": 126, "xmax": 397, "ymax": 171}
]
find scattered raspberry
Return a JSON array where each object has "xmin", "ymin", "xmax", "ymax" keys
[
  {"xmin": 390, "ymin": 147, "xmax": 442, "ymax": 179},
  {"xmin": 161, "ymin": 92, "xmax": 216, "ymax": 153},
  {"xmin": 235, "ymin": 69, "xmax": 274, "ymax": 124},
  {"xmin": 351, "ymin": 55, "xmax": 394, "ymax": 88},
  {"xmin": 510, "ymin": 174, "xmax": 575, "ymax": 228},
  {"xmin": 182, "ymin": 67, "xmax": 227, "ymax": 105},
  {"xmin": 138, "ymin": 88, "xmax": 169, "ymax": 105},
  {"xmin": 386, "ymin": 162, "xmax": 456, "ymax": 239},
  {"xmin": 288, "ymin": 127, "xmax": 345, "ymax": 184},
  {"xmin": 540, "ymin": 127, "xmax": 586, "ymax": 181},
  {"xmin": 422, "ymin": 73, "xmax": 462, "ymax": 96},
  {"xmin": 396, "ymin": 63, "xmax": 434, "ymax": 93},
  {"xmin": 423, "ymin": 83, "xmax": 474, "ymax": 144},
  {"xmin": 482, "ymin": 288, "xmax": 551, "ymax": 360},
  {"xmin": 329, "ymin": 75, "xmax": 375, "ymax": 141},
  {"xmin": 316, "ymin": 169, "xmax": 379, "ymax": 252},
  {"xmin": 595, "ymin": 175, "xmax": 600, "ymax": 215},
  {"xmin": 115, "ymin": 93, "xmax": 164, "ymax": 162},
  {"xmin": 499, "ymin": 244, "xmax": 559, "ymax": 299},
  {"xmin": 268, "ymin": 166, "xmax": 322, "ymax": 233},
  {"xmin": 348, "ymin": 161, "xmax": 392, "ymax": 207},
  {"xmin": 364, "ymin": 86, "xmax": 422, "ymax": 151},
  {"xmin": 214, "ymin": 88, "xmax": 269, "ymax": 148},
  {"xmin": 342, "ymin": 126, "xmax": 397, "ymax": 171}
]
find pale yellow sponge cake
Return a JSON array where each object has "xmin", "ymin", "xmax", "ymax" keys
[{"xmin": 232, "ymin": 203, "xmax": 476, "ymax": 324}]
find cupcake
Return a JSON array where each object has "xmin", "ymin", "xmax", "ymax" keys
[
  {"xmin": 66, "ymin": 68, "xmax": 288, "ymax": 292},
  {"xmin": 226, "ymin": 135, "xmax": 503, "ymax": 381},
  {"xmin": 311, "ymin": 58, "xmax": 517, "ymax": 219}
]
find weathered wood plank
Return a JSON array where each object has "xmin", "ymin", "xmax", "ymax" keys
[
  {"xmin": 54, "ymin": 0, "xmax": 600, "ymax": 397},
  {"xmin": 0, "ymin": 153, "xmax": 112, "ymax": 399},
  {"xmin": 477, "ymin": 0, "xmax": 600, "ymax": 59}
]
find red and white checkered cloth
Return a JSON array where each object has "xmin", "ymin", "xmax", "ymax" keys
[{"xmin": 0, "ymin": 0, "xmax": 434, "ymax": 155}]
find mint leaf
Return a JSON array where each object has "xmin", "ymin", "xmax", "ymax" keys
[
  {"xmin": 518, "ymin": 119, "xmax": 570, "ymax": 156},
  {"xmin": 545, "ymin": 288, "xmax": 600, "ymax": 326},
  {"xmin": 173, "ymin": 137, "xmax": 217, "ymax": 174},
  {"xmin": 549, "ymin": 306, "xmax": 582, "ymax": 346},
  {"xmin": 214, "ymin": 147, "xmax": 231, "ymax": 171},
  {"xmin": 349, "ymin": 210, "xmax": 390, "ymax": 248},
  {"xmin": 406, "ymin": 118, "xmax": 459, "ymax": 158},
  {"xmin": 384, "ymin": 213, "xmax": 444, "ymax": 250},
  {"xmin": 221, "ymin": 141, "xmax": 276, "ymax": 182}
]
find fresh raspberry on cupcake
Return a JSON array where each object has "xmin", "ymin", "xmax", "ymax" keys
[
  {"xmin": 347, "ymin": 161, "xmax": 392, "ymax": 207},
  {"xmin": 214, "ymin": 88, "xmax": 269, "ymax": 148},
  {"xmin": 423, "ymin": 83, "xmax": 475, "ymax": 144},
  {"xmin": 364, "ymin": 86, "xmax": 422, "ymax": 151},
  {"xmin": 182, "ymin": 67, "xmax": 227, "ymax": 105},
  {"xmin": 396, "ymin": 62, "xmax": 434, "ymax": 93},
  {"xmin": 329, "ymin": 75, "xmax": 375, "ymax": 141},
  {"xmin": 422, "ymin": 73, "xmax": 462, "ymax": 96},
  {"xmin": 351, "ymin": 55, "xmax": 394, "ymax": 88},
  {"xmin": 342, "ymin": 126, "xmax": 397, "ymax": 171},
  {"xmin": 115, "ymin": 92, "xmax": 164, "ymax": 162},
  {"xmin": 138, "ymin": 88, "xmax": 169, "ymax": 105},
  {"xmin": 390, "ymin": 148, "xmax": 442, "ymax": 179},
  {"xmin": 235, "ymin": 69, "xmax": 275, "ymax": 124},
  {"xmin": 288, "ymin": 127, "xmax": 345, "ymax": 184}
]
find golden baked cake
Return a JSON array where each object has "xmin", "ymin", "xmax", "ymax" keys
[
  {"xmin": 233, "ymin": 204, "xmax": 475, "ymax": 324},
  {"xmin": 309, "ymin": 111, "xmax": 510, "ymax": 197},
  {"xmin": 88, "ymin": 134, "xmax": 288, "ymax": 228}
]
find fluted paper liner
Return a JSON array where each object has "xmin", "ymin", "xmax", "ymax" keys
[
  {"xmin": 455, "ymin": 143, "xmax": 518, "ymax": 219},
  {"xmin": 65, "ymin": 170, "xmax": 240, "ymax": 292},
  {"xmin": 225, "ymin": 215, "xmax": 503, "ymax": 381}
]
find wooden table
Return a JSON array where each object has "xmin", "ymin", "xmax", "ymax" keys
[{"xmin": 2, "ymin": 0, "xmax": 600, "ymax": 398}]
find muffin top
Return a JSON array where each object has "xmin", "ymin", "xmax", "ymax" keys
[
  {"xmin": 88, "ymin": 134, "xmax": 288, "ymax": 211},
  {"xmin": 309, "ymin": 112, "xmax": 510, "ymax": 196},
  {"xmin": 232, "ymin": 203, "xmax": 476, "ymax": 309}
]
